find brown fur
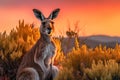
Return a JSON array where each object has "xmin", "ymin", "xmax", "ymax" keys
[
  {"xmin": 17, "ymin": 34, "xmax": 55, "ymax": 80},
  {"xmin": 16, "ymin": 8, "xmax": 60, "ymax": 80}
]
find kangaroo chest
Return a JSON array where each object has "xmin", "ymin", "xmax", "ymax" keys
[{"xmin": 44, "ymin": 43, "xmax": 55, "ymax": 58}]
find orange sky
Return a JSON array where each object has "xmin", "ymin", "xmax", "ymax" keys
[{"xmin": 0, "ymin": 0, "xmax": 120, "ymax": 37}]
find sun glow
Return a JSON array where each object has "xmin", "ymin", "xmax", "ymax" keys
[{"xmin": 0, "ymin": 1, "xmax": 120, "ymax": 36}]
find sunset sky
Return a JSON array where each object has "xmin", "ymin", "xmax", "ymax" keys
[{"xmin": 0, "ymin": 0, "xmax": 120, "ymax": 37}]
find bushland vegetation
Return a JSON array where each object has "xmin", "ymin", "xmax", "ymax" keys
[{"xmin": 0, "ymin": 20, "xmax": 120, "ymax": 80}]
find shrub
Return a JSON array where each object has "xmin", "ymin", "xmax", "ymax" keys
[
  {"xmin": 0, "ymin": 20, "xmax": 40, "ymax": 80},
  {"xmin": 0, "ymin": 20, "xmax": 120, "ymax": 80},
  {"xmin": 84, "ymin": 59, "xmax": 120, "ymax": 80},
  {"xmin": 55, "ymin": 42, "xmax": 120, "ymax": 80}
]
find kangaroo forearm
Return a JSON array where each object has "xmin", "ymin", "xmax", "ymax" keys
[{"xmin": 39, "ymin": 60, "xmax": 48, "ymax": 73}]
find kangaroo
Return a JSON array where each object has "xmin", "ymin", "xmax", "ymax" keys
[{"xmin": 16, "ymin": 8, "xmax": 60, "ymax": 80}]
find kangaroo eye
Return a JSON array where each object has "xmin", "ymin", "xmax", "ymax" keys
[{"xmin": 51, "ymin": 21, "xmax": 54, "ymax": 24}]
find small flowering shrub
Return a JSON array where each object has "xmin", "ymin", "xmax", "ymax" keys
[
  {"xmin": 0, "ymin": 20, "xmax": 120, "ymax": 80},
  {"xmin": 55, "ymin": 38, "xmax": 120, "ymax": 80},
  {"xmin": 84, "ymin": 60, "xmax": 120, "ymax": 80},
  {"xmin": 0, "ymin": 20, "xmax": 40, "ymax": 80}
]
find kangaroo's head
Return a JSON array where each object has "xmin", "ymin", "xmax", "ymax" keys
[{"xmin": 33, "ymin": 8, "xmax": 60, "ymax": 36}]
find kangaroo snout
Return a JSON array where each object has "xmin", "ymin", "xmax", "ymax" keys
[
  {"xmin": 46, "ymin": 29, "xmax": 52, "ymax": 36},
  {"xmin": 47, "ymin": 27, "xmax": 52, "ymax": 34},
  {"xmin": 47, "ymin": 27, "xmax": 52, "ymax": 31}
]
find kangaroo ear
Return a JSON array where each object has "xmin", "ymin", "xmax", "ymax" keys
[
  {"xmin": 33, "ymin": 9, "xmax": 45, "ymax": 21},
  {"xmin": 48, "ymin": 8, "xmax": 60, "ymax": 20}
]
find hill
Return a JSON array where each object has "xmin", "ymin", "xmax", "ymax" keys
[{"xmin": 61, "ymin": 35, "xmax": 120, "ymax": 53}]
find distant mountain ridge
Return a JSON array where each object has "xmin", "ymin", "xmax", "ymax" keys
[
  {"xmin": 79, "ymin": 35, "xmax": 120, "ymax": 48},
  {"xmin": 85, "ymin": 35, "xmax": 120, "ymax": 43},
  {"xmin": 61, "ymin": 35, "xmax": 120, "ymax": 53}
]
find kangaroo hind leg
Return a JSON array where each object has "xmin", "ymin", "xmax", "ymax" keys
[
  {"xmin": 17, "ymin": 68, "xmax": 40, "ymax": 80},
  {"xmin": 51, "ymin": 66, "xmax": 59, "ymax": 78}
]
